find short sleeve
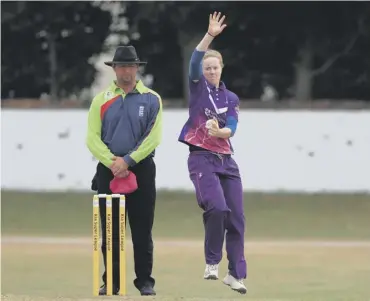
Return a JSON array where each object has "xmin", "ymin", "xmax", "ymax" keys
[
  {"xmin": 189, "ymin": 74, "xmax": 205, "ymax": 92},
  {"xmin": 188, "ymin": 75, "xmax": 206, "ymax": 108},
  {"xmin": 227, "ymin": 92, "xmax": 240, "ymax": 121}
]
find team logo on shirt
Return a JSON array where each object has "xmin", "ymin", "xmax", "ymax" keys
[
  {"xmin": 139, "ymin": 106, "xmax": 144, "ymax": 117},
  {"xmin": 204, "ymin": 108, "xmax": 223, "ymax": 124}
]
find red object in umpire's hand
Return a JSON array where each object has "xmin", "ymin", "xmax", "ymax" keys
[{"xmin": 110, "ymin": 171, "xmax": 138, "ymax": 194}]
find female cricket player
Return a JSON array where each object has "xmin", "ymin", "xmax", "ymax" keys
[{"xmin": 178, "ymin": 12, "xmax": 247, "ymax": 294}]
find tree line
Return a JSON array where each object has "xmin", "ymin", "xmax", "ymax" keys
[{"xmin": 2, "ymin": 1, "xmax": 370, "ymax": 103}]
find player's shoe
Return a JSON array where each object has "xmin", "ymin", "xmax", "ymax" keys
[
  {"xmin": 203, "ymin": 264, "xmax": 219, "ymax": 280},
  {"xmin": 222, "ymin": 272, "xmax": 247, "ymax": 294}
]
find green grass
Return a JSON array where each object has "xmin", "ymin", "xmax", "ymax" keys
[
  {"xmin": 2, "ymin": 190, "xmax": 370, "ymax": 301},
  {"xmin": 2, "ymin": 241, "xmax": 370, "ymax": 301},
  {"xmin": 1, "ymin": 190, "xmax": 370, "ymax": 240}
]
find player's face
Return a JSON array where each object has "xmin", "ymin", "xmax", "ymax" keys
[
  {"xmin": 203, "ymin": 57, "xmax": 222, "ymax": 86},
  {"xmin": 114, "ymin": 64, "xmax": 138, "ymax": 85}
]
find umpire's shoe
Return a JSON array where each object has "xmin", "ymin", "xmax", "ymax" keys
[
  {"xmin": 99, "ymin": 284, "xmax": 119, "ymax": 295},
  {"xmin": 139, "ymin": 282, "xmax": 156, "ymax": 296}
]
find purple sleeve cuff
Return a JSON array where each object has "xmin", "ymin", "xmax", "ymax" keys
[{"xmin": 123, "ymin": 154, "xmax": 136, "ymax": 167}]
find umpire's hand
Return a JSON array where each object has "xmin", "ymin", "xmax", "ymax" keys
[{"xmin": 110, "ymin": 156, "xmax": 129, "ymax": 177}]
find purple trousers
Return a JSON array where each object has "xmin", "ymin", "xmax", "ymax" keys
[{"xmin": 188, "ymin": 151, "xmax": 247, "ymax": 279}]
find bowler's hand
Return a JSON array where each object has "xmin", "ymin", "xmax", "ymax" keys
[
  {"xmin": 110, "ymin": 156, "xmax": 129, "ymax": 177},
  {"xmin": 208, "ymin": 12, "xmax": 227, "ymax": 37},
  {"xmin": 206, "ymin": 118, "xmax": 220, "ymax": 137}
]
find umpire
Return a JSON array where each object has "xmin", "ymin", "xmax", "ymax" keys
[{"xmin": 86, "ymin": 45, "xmax": 163, "ymax": 296}]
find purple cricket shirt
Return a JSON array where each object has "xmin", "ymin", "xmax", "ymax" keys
[{"xmin": 178, "ymin": 74, "xmax": 240, "ymax": 154}]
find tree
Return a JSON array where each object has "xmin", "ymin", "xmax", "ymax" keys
[
  {"xmin": 122, "ymin": 1, "xmax": 370, "ymax": 102},
  {"xmin": 210, "ymin": 1, "xmax": 370, "ymax": 101},
  {"xmin": 314, "ymin": 35, "xmax": 370, "ymax": 100},
  {"xmin": 1, "ymin": 1, "xmax": 112, "ymax": 101},
  {"xmin": 122, "ymin": 2, "xmax": 232, "ymax": 102},
  {"xmin": 279, "ymin": 2, "xmax": 368, "ymax": 101},
  {"xmin": 115, "ymin": 2, "xmax": 183, "ymax": 99}
]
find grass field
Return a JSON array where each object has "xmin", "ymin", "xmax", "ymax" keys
[
  {"xmin": 2, "ymin": 190, "xmax": 370, "ymax": 301},
  {"xmin": 2, "ymin": 190, "xmax": 370, "ymax": 239}
]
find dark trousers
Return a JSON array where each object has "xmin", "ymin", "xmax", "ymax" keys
[{"xmin": 93, "ymin": 157, "xmax": 156, "ymax": 290}]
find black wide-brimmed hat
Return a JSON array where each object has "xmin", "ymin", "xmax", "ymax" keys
[{"xmin": 104, "ymin": 45, "xmax": 147, "ymax": 66}]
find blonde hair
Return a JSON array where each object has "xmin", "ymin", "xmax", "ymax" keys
[{"xmin": 203, "ymin": 49, "xmax": 224, "ymax": 68}]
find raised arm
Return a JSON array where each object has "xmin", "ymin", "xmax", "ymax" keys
[{"xmin": 189, "ymin": 12, "xmax": 227, "ymax": 82}]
